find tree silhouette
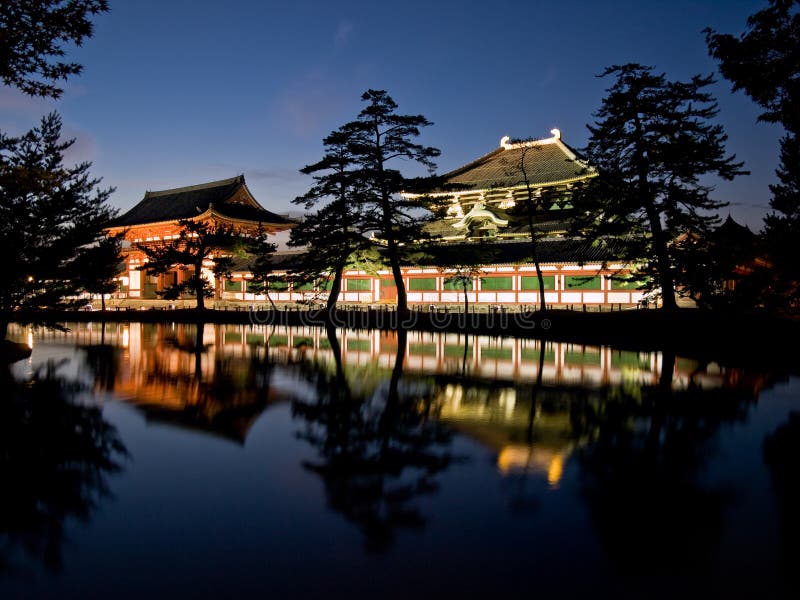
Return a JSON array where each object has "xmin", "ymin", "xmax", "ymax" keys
[
  {"xmin": 346, "ymin": 90, "xmax": 440, "ymax": 312},
  {"xmin": 246, "ymin": 225, "xmax": 279, "ymax": 309},
  {"xmin": 707, "ymin": 1, "xmax": 800, "ymax": 311},
  {"xmin": 137, "ymin": 219, "xmax": 239, "ymax": 310},
  {"xmin": 571, "ymin": 377, "xmax": 754, "ymax": 577},
  {"xmin": 571, "ymin": 64, "xmax": 746, "ymax": 311},
  {"xmin": 76, "ymin": 232, "xmax": 125, "ymax": 311},
  {"xmin": 0, "ymin": 363, "xmax": 126, "ymax": 575},
  {"xmin": 0, "ymin": 0, "xmax": 109, "ymax": 99},
  {"xmin": 291, "ymin": 327, "xmax": 455, "ymax": 552},
  {"xmin": 764, "ymin": 411, "xmax": 800, "ymax": 592},
  {"xmin": 291, "ymin": 127, "xmax": 369, "ymax": 310},
  {"xmin": 0, "ymin": 113, "xmax": 116, "ymax": 340}
]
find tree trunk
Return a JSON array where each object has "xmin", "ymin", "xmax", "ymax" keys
[
  {"xmin": 643, "ymin": 201, "xmax": 677, "ymax": 311},
  {"xmin": 634, "ymin": 114, "xmax": 677, "ymax": 312},
  {"xmin": 265, "ymin": 287, "xmax": 277, "ymax": 311},
  {"xmin": 463, "ymin": 280, "xmax": 469, "ymax": 314},
  {"xmin": 195, "ymin": 262, "xmax": 205, "ymax": 311},
  {"xmin": 196, "ymin": 285, "xmax": 205, "ymax": 310},
  {"xmin": 101, "ymin": 294, "xmax": 106, "ymax": 312},
  {"xmin": 388, "ymin": 242, "xmax": 407, "ymax": 312},
  {"xmin": 327, "ymin": 262, "xmax": 346, "ymax": 311},
  {"xmin": 526, "ymin": 195, "xmax": 547, "ymax": 312}
]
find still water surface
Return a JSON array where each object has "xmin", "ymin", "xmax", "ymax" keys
[{"xmin": 3, "ymin": 322, "xmax": 799, "ymax": 599}]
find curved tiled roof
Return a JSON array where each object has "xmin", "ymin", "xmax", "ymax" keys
[
  {"xmin": 433, "ymin": 135, "xmax": 595, "ymax": 194},
  {"xmin": 110, "ymin": 175, "xmax": 292, "ymax": 228}
]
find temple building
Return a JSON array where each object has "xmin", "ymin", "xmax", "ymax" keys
[
  {"xmin": 221, "ymin": 130, "xmax": 647, "ymax": 307},
  {"xmin": 106, "ymin": 175, "xmax": 293, "ymax": 299},
  {"xmin": 105, "ymin": 131, "xmax": 648, "ymax": 308}
]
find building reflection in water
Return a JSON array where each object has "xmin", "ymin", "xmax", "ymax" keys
[
  {"xmin": 19, "ymin": 322, "xmax": 791, "ymax": 586},
  {"xmin": 62, "ymin": 322, "xmax": 281, "ymax": 443},
  {"xmin": 52, "ymin": 322, "xmax": 770, "ymax": 465}
]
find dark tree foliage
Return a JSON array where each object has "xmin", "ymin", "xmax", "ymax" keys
[
  {"xmin": 75, "ymin": 231, "xmax": 124, "ymax": 311},
  {"xmin": 764, "ymin": 412, "xmax": 800, "ymax": 589},
  {"xmin": 291, "ymin": 327, "xmax": 454, "ymax": 552},
  {"xmin": 0, "ymin": 0, "xmax": 109, "ymax": 99},
  {"xmin": 246, "ymin": 225, "xmax": 278, "ymax": 309},
  {"xmin": 706, "ymin": 0, "xmax": 799, "ymax": 131},
  {"xmin": 0, "ymin": 112, "xmax": 115, "ymax": 339},
  {"xmin": 762, "ymin": 134, "xmax": 800, "ymax": 307},
  {"xmin": 137, "ymin": 219, "xmax": 239, "ymax": 310},
  {"xmin": 707, "ymin": 1, "xmax": 800, "ymax": 310},
  {"xmin": 570, "ymin": 64, "xmax": 745, "ymax": 311},
  {"xmin": 347, "ymin": 90, "xmax": 440, "ymax": 312},
  {"xmin": 0, "ymin": 362, "xmax": 126, "ymax": 574},
  {"xmin": 674, "ymin": 216, "xmax": 765, "ymax": 309},
  {"xmin": 290, "ymin": 127, "xmax": 369, "ymax": 310},
  {"xmin": 572, "ymin": 378, "xmax": 755, "ymax": 580}
]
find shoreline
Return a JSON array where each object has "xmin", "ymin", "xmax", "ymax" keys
[{"xmin": 7, "ymin": 308, "xmax": 799, "ymax": 372}]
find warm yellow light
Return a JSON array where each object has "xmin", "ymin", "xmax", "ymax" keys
[
  {"xmin": 122, "ymin": 327, "xmax": 129, "ymax": 348},
  {"xmin": 27, "ymin": 330, "xmax": 34, "ymax": 350},
  {"xmin": 27, "ymin": 276, "xmax": 34, "ymax": 282},
  {"xmin": 547, "ymin": 454, "xmax": 564, "ymax": 488},
  {"xmin": 497, "ymin": 446, "xmax": 530, "ymax": 474}
]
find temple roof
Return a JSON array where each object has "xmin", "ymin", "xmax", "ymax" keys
[
  {"xmin": 429, "ymin": 131, "xmax": 595, "ymax": 195},
  {"xmin": 110, "ymin": 175, "xmax": 293, "ymax": 228}
]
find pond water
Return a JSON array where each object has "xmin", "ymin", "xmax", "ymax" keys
[{"xmin": 2, "ymin": 322, "xmax": 799, "ymax": 599}]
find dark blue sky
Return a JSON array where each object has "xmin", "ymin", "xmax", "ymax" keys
[{"xmin": 0, "ymin": 0, "xmax": 781, "ymax": 227}]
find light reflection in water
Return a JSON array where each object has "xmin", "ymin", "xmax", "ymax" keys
[{"xmin": 4, "ymin": 322, "xmax": 795, "ymax": 597}]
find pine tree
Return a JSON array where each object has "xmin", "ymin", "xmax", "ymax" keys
[
  {"xmin": 570, "ymin": 65, "xmax": 745, "ymax": 311},
  {"xmin": 347, "ymin": 90, "xmax": 440, "ymax": 312},
  {"xmin": 247, "ymin": 225, "xmax": 279, "ymax": 309},
  {"xmin": 290, "ymin": 127, "xmax": 369, "ymax": 310},
  {"xmin": 706, "ymin": 0, "xmax": 800, "ymax": 309},
  {"xmin": 137, "ymin": 219, "xmax": 238, "ymax": 310},
  {"xmin": 0, "ymin": 0, "xmax": 110, "ymax": 99},
  {"xmin": 76, "ymin": 232, "xmax": 124, "ymax": 311},
  {"xmin": 0, "ymin": 112, "xmax": 115, "ymax": 339}
]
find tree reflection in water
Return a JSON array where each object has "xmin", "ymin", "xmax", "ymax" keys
[
  {"xmin": 0, "ymin": 362, "xmax": 127, "ymax": 577},
  {"xmin": 764, "ymin": 411, "xmax": 800, "ymax": 592},
  {"xmin": 82, "ymin": 322, "xmax": 122, "ymax": 393},
  {"xmin": 292, "ymin": 326, "xmax": 456, "ymax": 552},
  {"xmin": 571, "ymin": 374, "xmax": 756, "ymax": 577}
]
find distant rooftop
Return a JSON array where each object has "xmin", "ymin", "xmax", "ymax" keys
[{"xmin": 109, "ymin": 175, "xmax": 293, "ymax": 228}]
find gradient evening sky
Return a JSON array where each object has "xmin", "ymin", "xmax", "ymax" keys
[{"xmin": 0, "ymin": 0, "xmax": 783, "ymax": 229}]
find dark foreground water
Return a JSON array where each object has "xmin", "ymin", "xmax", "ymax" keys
[{"xmin": 2, "ymin": 322, "xmax": 799, "ymax": 599}]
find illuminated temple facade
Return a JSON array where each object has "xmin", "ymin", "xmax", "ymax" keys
[
  {"xmin": 106, "ymin": 131, "xmax": 647, "ymax": 307},
  {"xmin": 106, "ymin": 175, "xmax": 292, "ymax": 299},
  {"xmin": 223, "ymin": 130, "xmax": 645, "ymax": 307}
]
